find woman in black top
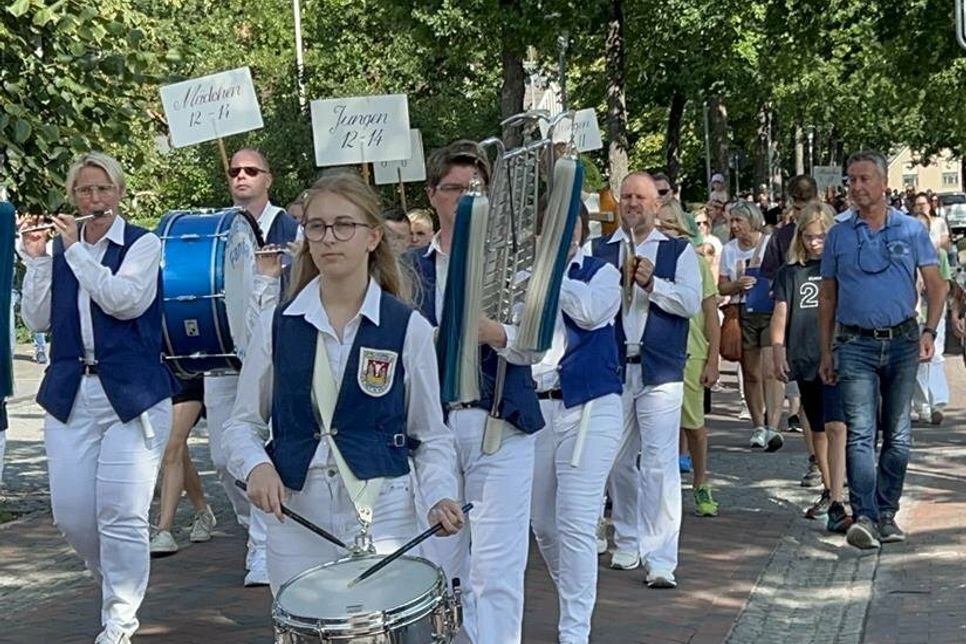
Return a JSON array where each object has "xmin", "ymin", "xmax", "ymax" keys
[{"xmin": 770, "ymin": 202, "xmax": 851, "ymax": 534}]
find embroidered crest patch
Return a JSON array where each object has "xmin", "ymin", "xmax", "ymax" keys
[{"xmin": 358, "ymin": 347, "xmax": 398, "ymax": 397}]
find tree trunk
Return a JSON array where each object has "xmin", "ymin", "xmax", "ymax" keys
[
  {"xmin": 708, "ymin": 94, "xmax": 729, "ymax": 179},
  {"xmin": 665, "ymin": 90, "xmax": 686, "ymax": 185},
  {"xmin": 499, "ymin": 43, "xmax": 525, "ymax": 148},
  {"xmin": 794, "ymin": 123, "xmax": 805, "ymax": 175},
  {"xmin": 605, "ymin": 0, "xmax": 629, "ymax": 193}
]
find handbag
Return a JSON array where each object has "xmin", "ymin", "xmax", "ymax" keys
[{"xmin": 720, "ymin": 303, "xmax": 742, "ymax": 362}]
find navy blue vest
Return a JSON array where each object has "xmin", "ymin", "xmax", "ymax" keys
[
  {"xmin": 557, "ymin": 257, "xmax": 623, "ymax": 407},
  {"xmin": 591, "ymin": 232, "xmax": 691, "ymax": 385},
  {"xmin": 37, "ymin": 223, "xmax": 179, "ymax": 423},
  {"xmin": 404, "ymin": 246, "xmax": 544, "ymax": 434},
  {"xmin": 268, "ymin": 289, "xmax": 411, "ymax": 491},
  {"xmin": 265, "ymin": 209, "xmax": 300, "ymax": 247}
]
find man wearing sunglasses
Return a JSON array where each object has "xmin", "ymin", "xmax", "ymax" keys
[
  {"xmin": 818, "ymin": 150, "xmax": 947, "ymax": 551},
  {"xmin": 206, "ymin": 147, "xmax": 301, "ymax": 588}
]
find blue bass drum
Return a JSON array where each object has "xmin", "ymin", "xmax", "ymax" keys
[{"xmin": 157, "ymin": 209, "xmax": 261, "ymax": 377}]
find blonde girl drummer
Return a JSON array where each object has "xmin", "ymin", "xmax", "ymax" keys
[{"xmin": 223, "ymin": 172, "xmax": 464, "ymax": 593}]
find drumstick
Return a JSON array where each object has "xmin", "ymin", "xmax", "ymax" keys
[
  {"xmin": 347, "ymin": 503, "xmax": 473, "ymax": 588},
  {"xmin": 234, "ymin": 479, "xmax": 348, "ymax": 549}
]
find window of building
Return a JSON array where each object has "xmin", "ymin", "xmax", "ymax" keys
[
  {"xmin": 902, "ymin": 174, "xmax": 918, "ymax": 187},
  {"xmin": 943, "ymin": 172, "xmax": 959, "ymax": 187}
]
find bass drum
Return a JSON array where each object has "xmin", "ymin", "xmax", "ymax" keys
[
  {"xmin": 273, "ymin": 554, "xmax": 462, "ymax": 643},
  {"xmin": 157, "ymin": 208, "xmax": 262, "ymax": 378}
]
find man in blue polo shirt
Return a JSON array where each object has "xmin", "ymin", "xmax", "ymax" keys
[{"xmin": 818, "ymin": 150, "xmax": 947, "ymax": 550}]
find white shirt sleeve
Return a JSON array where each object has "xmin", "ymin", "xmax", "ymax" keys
[
  {"xmin": 224, "ymin": 308, "xmax": 276, "ymax": 482},
  {"xmin": 21, "ymin": 255, "xmax": 52, "ymax": 333},
  {"xmin": 649, "ymin": 243, "xmax": 703, "ymax": 318},
  {"xmin": 497, "ymin": 322, "xmax": 545, "ymax": 365},
  {"xmin": 403, "ymin": 313, "xmax": 459, "ymax": 508},
  {"xmin": 558, "ymin": 263, "xmax": 621, "ymax": 330},
  {"xmin": 63, "ymin": 234, "xmax": 162, "ymax": 320},
  {"xmin": 244, "ymin": 273, "xmax": 281, "ymax": 356}
]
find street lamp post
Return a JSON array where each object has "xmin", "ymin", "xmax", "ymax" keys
[{"xmin": 293, "ymin": 0, "xmax": 306, "ymax": 108}]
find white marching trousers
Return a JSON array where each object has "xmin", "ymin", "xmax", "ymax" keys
[
  {"xmin": 204, "ymin": 374, "xmax": 268, "ymax": 558},
  {"xmin": 266, "ymin": 468, "xmax": 418, "ymax": 595},
  {"xmin": 417, "ymin": 408, "xmax": 536, "ymax": 644},
  {"xmin": 634, "ymin": 380, "xmax": 684, "ymax": 576},
  {"xmin": 531, "ymin": 394, "xmax": 623, "ymax": 644},
  {"xmin": 0, "ymin": 430, "xmax": 6, "ymax": 484},
  {"xmin": 914, "ymin": 316, "xmax": 949, "ymax": 412},
  {"xmin": 44, "ymin": 377, "xmax": 171, "ymax": 636},
  {"xmin": 606, "ymin": 376, "xmax": 644, "ymax": 555}
]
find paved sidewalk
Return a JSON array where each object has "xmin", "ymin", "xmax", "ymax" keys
[{"xmin": 1, "ymin": 345, "xmax": 964, "ymax": 643}]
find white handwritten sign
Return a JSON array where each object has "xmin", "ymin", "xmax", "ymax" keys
[
  {"xmin": 373, "ymin": 130, "xmax": 426, "ymax": 185},
  {"xmin": 310, "ymin": 94, "xmax": 410, "ymax": 166},
  {"xmin": 539, "ymin": 108, "xmax": 604, "ymax": 153},
  {"xmin": 812, "ymin": 165, "xmax": 844, "ymax": 194},
  {"xmin": 160, "ymin": 67, "xmax": 263, "ymax": 148}
]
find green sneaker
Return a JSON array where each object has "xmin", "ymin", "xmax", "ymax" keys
[{"xmin": 693, "ymin": 484, "xmax": 719, "ymax": 517}]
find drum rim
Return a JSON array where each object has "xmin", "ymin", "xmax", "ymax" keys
[{"xmin": 272, "ymin": 553, "xmax": 447, "ymax": 636}]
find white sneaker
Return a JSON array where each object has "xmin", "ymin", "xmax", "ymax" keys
[
  {"xmin": 764, "ymin": 427, "xmax": 784, "ymax": 452},
  {"xmin": 609, "ymin": 550, "xmax": 640, "ymax": 570},
  {"xmin": 749, "ymin": 426, "xmax": 768, "ymax": 448},
  {"xmin": 596, "ymin": 518, "xmax": 608, "ymax": 555},
  {"xmin": 738, "ymin": 405, "xmax": 752, "ymax": 421},
  {"xmin": 149, "ymin": 530, "xmax": 178, "ymax": 556},
  {"xmin": 645, "ymin": 569, "xmax": 678, "ymax": 589},
  {"xmin": 189, "ymin": 505, "xmax": 217, "ymax": 543},
  {"xmin": 244, "ymin": 550, "xmax": 269, "ymax": 587},
  {"xmin": 94, "ymin": 625, "xmax": 131, "ymax": 644}
]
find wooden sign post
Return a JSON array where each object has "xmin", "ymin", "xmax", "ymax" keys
[{"xmin": 374, "ymin": 129, "xmax": 426, "ymax": 211}]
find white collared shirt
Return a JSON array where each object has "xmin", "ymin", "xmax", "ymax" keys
[
  {"xmin": 531, "ymin": 249, "xmax": 622, "ymax": 391},
  {"xmin": 224, "ymin": 276, "xmax": 458, "ymax": 509},
  {"xmin": 20, "ymin": 216, "xmax": 162, "ymax": 362},
  {"xmin": 584, "ymin": 226, "xmax": 702, "ymax": 356}
]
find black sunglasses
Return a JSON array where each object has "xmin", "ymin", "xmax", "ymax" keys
[
  {"xmin": 228, "ymin": 166, "xmax": 268, "ymax": 179},
  {"xmin": 658, "ymin": 188, "xmax": 671, "ymax": 196}
]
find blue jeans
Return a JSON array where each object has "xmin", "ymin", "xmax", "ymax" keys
[{"xmin": 835, "ymin": 327, "xmax": 919, "ymax": 522}]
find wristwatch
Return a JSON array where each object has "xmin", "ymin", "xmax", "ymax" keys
[{"xmin": 922, "ymin": 327, "xmax": 937, "ymax": 339}]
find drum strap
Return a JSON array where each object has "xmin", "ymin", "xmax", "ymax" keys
[{"xmin": 311, "ymin": 332, "xmax": 385, "ymax": 537}]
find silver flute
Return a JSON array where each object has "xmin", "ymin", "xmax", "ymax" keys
[
  {"xmin": 20, "ymin": 209, "xmax": 113, "ymax": 234},
  {"xmin": 253, "ymin": 247, "xmax": 294, "ymax": 257}
]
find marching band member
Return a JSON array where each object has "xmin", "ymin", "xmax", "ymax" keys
[
  {"xmin": 223, "ymin": 172, "xmax": 463, "ymax": 593},
  {"xmin": 529, "ymin": 204, "xmax": 623, "ymax": 643},
  {"xmin": 204, "ymin": 147, "xmax": 300, "ymax": 586},
  {"xmin": 590, "ymin": 172, "xmax": 702, "ymax": 588},
  {"xmin": 407, "ymin": 141, "xmax": 545, "ymax": 644},
  {"xmin": 19, "ymin": 152, "xmax": 179, "ymax": 644}
]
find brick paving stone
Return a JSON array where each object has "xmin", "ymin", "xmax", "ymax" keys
[{"xmin": 1, "ymin": 349, "xmax": 965, "ymax": 643}]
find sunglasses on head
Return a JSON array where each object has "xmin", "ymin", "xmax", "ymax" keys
[{"xmin": 228, "ymin": 166, "xmax": 268, "ymax": 179}]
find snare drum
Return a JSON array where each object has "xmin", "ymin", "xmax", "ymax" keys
[
  {"xmin": 273, "ymin": 554, "xmax": 461, "ymax": 643},
  {"xmin": 157, "ymin": 208, "xmax": 261, "ymax": 377}
]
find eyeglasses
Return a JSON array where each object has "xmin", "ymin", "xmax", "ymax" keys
[
  {"xmin": 73, "ymin": 184, "xmax": 116, "ymax": 198},
  {"xmin": 855, "ymin": 227, "xmax": 892, "ymax": 275},
  {"xmin": 436, "ymin": 183, "xmax": 469, "ymax": 194},
  {"xmin": 802, "ymin": 232, "xmax": 826, "ymax": 243},
  {"xmin": 228, "ymin": 166, "xmax": 268, "ymax": 179},
  {"xmin": 304, "ymin": 219, "xmax": 371, "ymax": 242}
]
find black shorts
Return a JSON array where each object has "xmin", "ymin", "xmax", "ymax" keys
[
  {"xmin": 173, "ymin": 375, "xmax": 205, "ymax": 405},
  {"xmin": 796, "ymin": 378, "xmax": 845, "ymax": 432},
  {"xmin": 739, "ymin": 306, "xmax": 773, "ymax": 349}
]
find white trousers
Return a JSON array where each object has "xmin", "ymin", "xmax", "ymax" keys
[
  {"xmin": 914, "ymin": 316, "xmax": 949, "ymax": 412},
  {"xmin": 531, "ymin": 394, "xmax": 623, "ymax": 644},
  {"xmin": 607, "ymin": 365, "xmax": 684, "ymax": 575},
  {"xmin": 44, "ymin": 377, "xmax": 171, "ymax": 636},
  {"xmin": 0, "ymin": 430, "xmax": 5, "ymax": 484},
  {"xmin": 266, "ymin": 468, "xmax": 417, "ymax": 595},
  {"xmin": 204, "ymin": 374, "xmax": 267, "ymax": 558},
  {"xmin": 418, "ymin": 408, "xmax": 536, "ymax": 644}
]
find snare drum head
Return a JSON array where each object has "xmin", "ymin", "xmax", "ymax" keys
[
  {"xmin": 222, "ymin": 214, "xmax": 258, "ymax": 358},
  {"xmin": 276, "ymin": 555, "xmax": 441, "ymax": 620}
]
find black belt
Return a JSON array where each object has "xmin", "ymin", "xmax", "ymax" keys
[
  {"xmin": 537, "ymin": 389, "xmax": 565, "ymax": 401},
  {"xmin": 839, "ymin": 318, "xmax": 917, "ymax": 341},
  {"xmin": 626, "ymin": 355, "xmax": 642, "ymax": 364},
  {"xmin": 82, "ymin": 363, "xmax": 98, "ymax": 375}
]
